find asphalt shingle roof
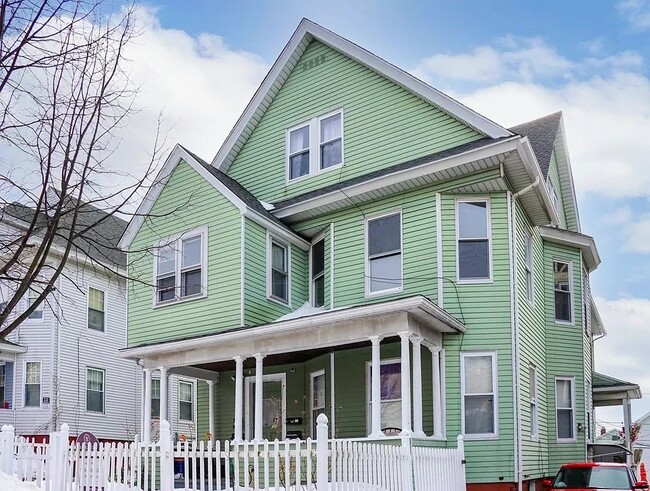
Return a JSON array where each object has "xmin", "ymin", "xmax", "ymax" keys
[{"xmin": 509, "ymin": 111, "xmax": 562, "ymax": 178}]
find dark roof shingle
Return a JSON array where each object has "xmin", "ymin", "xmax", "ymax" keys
[{"xmin": 509, "ymin": 111, "xmax": 562, "ymax": 178}]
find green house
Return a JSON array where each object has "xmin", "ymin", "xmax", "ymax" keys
[{"xmin": 119, "ymin": 19, "xmax": 633, "ymax": 490}]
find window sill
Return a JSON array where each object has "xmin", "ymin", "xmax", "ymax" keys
[
  {"xmin": 457, "ymin": 278, "xmax": 493, "ymax": 285},
  {"xmin": 287, "ymin": 163, "xmax": 344, "ymax": 185},
  {"xmin": 87, "ymin": 327, "xmax": 107, "ymax": 334},
  {"xmin": 153, "ymin": 293, "xmax": 207, "ymax": 309},
  {"xmin": 267, "ymin": 295, "xmax": 291, "ymax": 308},
  {"xmin": 554, "ymin": 320, "xmax": 575, "ymax": 326},
  {"xmin": 557, "ymin": 438, "xmax": 577, "ymax": 444},
  {"xmin": 85, "ymin": 411, "xmax": 106, "ymax": 416},
  {"xmin": 365, "ymin": 287, "xmax": 403, "ymax": 299},
  {"xmin": 462, "ymin": 433, "xmax": 499, "ymax": 441}
]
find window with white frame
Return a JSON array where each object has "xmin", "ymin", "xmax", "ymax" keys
[
  {"xmin": 554, "ymin": 261, "xmax": 572, "ymax": 322},
  {"xmin": 179, "ymin": 381, "xmax": 193, "ymax": 421},
  {"xmin": 155, "ymin": 229, "xmax": 205, "ymax": 304},
  {"xmin": 311, "ymin": 239, "xmax": 325, "ymax": 308},
  {"xmin": 24, "ymin": 361, "xmax": 40, "ymax": 408},
  {"xmin": 28, "ymin": 289, "xmax": 43, "ymax": 319},
  {"xmin": 525, "ymin": 233, "xmax": 534, "ymax": 304},
  {"xmin": 86, "ymin": 368, "xmax": 105, "ymax": 413},
  {"xmin": 287, "ymin": 111, "xmax": 343, "ymax": 180},
  {"xmin": 0, "ymin": 364, "xmax": 5, "ymax": 405},
  {"xmin": 366, "ymin": 212, "xmax": 402, "ymax": 294},
  {"xmin": 548, "ymin": 180, "xmax": 560, "ymax": 212},
  {"xmin": 268, "ymin": 238, "xmax": 289, "ymax": 303},
  {"xmin": 530, "ymin": 365, "xmax": 538, "ymax": 439},
  {"xmin": 87, "ymin": 287, "xmax": 105, "ymax": 331},
  {"xmin": 367, "ymin": 360, "xmax": 402, "ymax": 431},
  {"xmin": 461, "ymin": 352, "xmax": 497, "ymax": 437},
  {"xmin": 311, "ymin": 370, "xmax": 325, "ymax": 438},
  {"xmin": 151, "ymin": 378, "xmax": 160, "ymax": 418},
  {"xmin": 457, "ymin": 200, "xmax": 490, "ymax": 281},
  {"xmin": 556, "ymin": 377, "xmax": 575, "ymax": 441}
]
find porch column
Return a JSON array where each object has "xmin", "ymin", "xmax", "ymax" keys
[
  {"xmin": 234, "ymin": 356, "xmax": 244, "ymax": 442},
  {"xmin": 159, "ymin": 366, "xmax": 168, "ymax": 423},
  {"xmin": 412, "ymin": 337, "xmax": 425, "ymax": 438},
  {"xmin": 369, "ymin": 336, "xmax": 384, "ymax": 439},
  {"xmin": 254, "ymin": 354, "xmax": 265, "ymax": 441},
  {"xmin": 398, "ymin": 331, "xmax": 412, "ymax": 437},
  {"xmin": 143, "ymin": 368, "xmax": 152, "ymax": 443},
  {"xmin": 140, "ymin": 369, "xmax": 146, "ymax": 437},
  {"xmin": 207, "ymin": 380, "xmax": 215, "ymax": 443},
  {"xmin": 429, "ymin": 345, "xmax": 443, "ymax": 437},
  {"xmin": 623, "ymin": 396, "xmax": 632, "ymax": 465}
]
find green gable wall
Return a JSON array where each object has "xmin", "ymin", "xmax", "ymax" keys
[
  {"xmin": 544, "ymin": 242, "xmax": 585, "ymax": 470},
  {"xmin": 226, "ymin": 40, "xmax": 483, "ymax": 204},
  {"xmin": 547, "ymin": 151, "xmax": 568, "ymax": 229},
  {"xmin": 243, "ymin": 219, "xmax": 308, "ymax": 326},
  {"xmin": 127, "ymin": 161, "xmax": 242, "ymax": 347}
]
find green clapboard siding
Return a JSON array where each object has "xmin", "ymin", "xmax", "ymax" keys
[
  {"xmin": 226, "ymin": 40, "xmax": 483, "ymax": 204},
  {"xmin": 544, "ymin": 242, "xmax": 585, "ymax": 470},
  {"xmin": 127, "ymin": 160, "xmax": 242, "ymax": 347},
  {"xmin": 243, "ymin": 219, "xmax": 308, "ymax": 326},
  {"xmin": 547, "ymin": 151, "xmax": 567, "ymax": 229},
  {"xmin": 515, "ymin": 201, "xmax": 551, "ymax": 479}
]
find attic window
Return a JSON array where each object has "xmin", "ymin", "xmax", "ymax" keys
[
  {"xmin": 288, "ymin": 110, "xmax": 343, "ymax": 181},
  {"xmin": 548, "ymin": 180, "xmax": 560, "ymax": 212}
]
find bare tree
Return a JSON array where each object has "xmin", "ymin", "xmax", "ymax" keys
[{"xmin": 0, "ymin": 0, "xmax": 165, "ymax": 337}]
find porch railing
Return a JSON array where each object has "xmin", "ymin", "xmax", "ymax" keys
[{"xmin": 0, "ymin": 416, "xmax": 466, "ymax": 490}]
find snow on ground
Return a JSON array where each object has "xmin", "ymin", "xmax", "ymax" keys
[{"xmin": 0, "ymin": 472, "xmax": 39, "ymax": 490}]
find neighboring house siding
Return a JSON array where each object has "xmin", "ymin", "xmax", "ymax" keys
[
  {"xmin": 226, "ymin": 40, "xmax": 483, "ymax": 204},
  {"xmin": 243, "ymin": 219, "xmax": 309, "ymax": 326},
  {"xmin": 515, "ymin": 201, "xmax": 551, "ymax": 479},
  {"xmin": 56, "ymin": 265, "xmax": 140, "ymax": 440},
  {"xmin": 544, "ymin": 242, "xmax": 585, "ymax": 469},
  {"xmin": 128, "ymin": 161, "xmax": 242, "ymax": 347}
]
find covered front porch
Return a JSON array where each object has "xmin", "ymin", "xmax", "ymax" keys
[{"xmin": 121, "ymin": 295, "xmax": 465, "ymax": 444}]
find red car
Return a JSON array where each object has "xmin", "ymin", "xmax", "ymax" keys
[{"xmin": 543, "ymin": 462, "xmax": 649, "ymax": 490}]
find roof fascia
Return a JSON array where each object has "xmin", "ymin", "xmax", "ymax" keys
[
  {"xmin": 591, "ymin": 295, "xmax": 607, "ymax": 337},
  {"xmin": 212, "ymin": 19, "xmax": 512, "ymax": 172},
  {"xmin": 554, "ymin": 117, "xmax": 582, "ymax": 232},
  {"xmin": 274, "ymin": 137, "xmax": 520, "ymax": 219},
  {"xmin": 119, "ymin": 144, "xmax": 247, "ymax": 250},
  {"xmin": 538, "ymin": 226, "xmax": 600, "ymax": 271},
  {"xmin": 0, "ymin": 341, "xmax": 27, "ymax": 355},
  {"xmin": 516, "ymin": 138, "xmax": 560, "ymax": 226},
  {"xmin": 243, "ymin": 209, "xmax": 310, "ymax": 251}
]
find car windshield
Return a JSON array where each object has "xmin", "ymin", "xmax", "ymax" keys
[{"xmin": 553, "ymin": 466, "xmax": 632, "ymax": 489}]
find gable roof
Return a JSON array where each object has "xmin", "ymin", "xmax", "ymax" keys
[
  {"xmin": 212, "ymin": 18, "xmax": 512, "ymax": 173},
  {"xmin": 3, "ymin": 200, "xmax": 127, "ymax": 269},
  {"xmin": 119, "ymin": 145, "xmax": 309, "ymax": 251},
  {"xmin": 510, "ymin": 111, "xmax": 562, "ymax": 178}
]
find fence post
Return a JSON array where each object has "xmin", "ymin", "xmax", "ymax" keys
[
  {"xmin": 159, "ymin": 420, "xmax": 173, "ymax": 491},
  {"xmin": 316, "ymin": 413, "xmax": 329, "ymax": 490},
  {"xmin": 0, "ymin": 425, "xmax": 15, "ymax": 476},
  {"xmin": 401, "ymin": 436, "xmax": 414, "ymax": 491},
  {"xmin": 456, "ymin": 434, "xmax": 466, "ymax": 490}
]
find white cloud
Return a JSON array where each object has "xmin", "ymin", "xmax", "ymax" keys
[
  {"xmin": 618, "ymin": 0, "xmax": 650, "ymax": 30},
  {"xmin": 413, "ymin": 37, "xmax": 573, "ymax": 83}
]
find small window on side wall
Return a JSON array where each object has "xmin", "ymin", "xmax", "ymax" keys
[
  {"xmin": 457, "ymin": 200, "xmax": 490, "ymax": 281},
  {"xmin": 179, "ymin": 381, "xmax": 193, "ymax": 422},
  {"xmin": 554, "ymin": 261, "xmax": 572, "ymax": 322},
  {"xmin": 311, "ymin": 239, "xmax": 325, "ymax": 308},
  {"xmin": 461, "ymin": 352, "xmax": 497, "ymax": 437},
  {"xmin": 269, "ymin": 238, "xmax": 289, "ymax": 304},
  {"xmin": 366, "ymin": 212, "xmax": 402, "ymax": 295},
  {"xmin": 88, "ymin": 287, "xmax": 105, "ymax": 331},
  {"xmin": 27, "ymin": 289, "xmax": 43, "ymax": 320}
]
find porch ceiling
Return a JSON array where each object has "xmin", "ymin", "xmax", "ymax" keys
[{"xmin": 120, "ymin": 295, "xmax": 463, "ymax": 369}]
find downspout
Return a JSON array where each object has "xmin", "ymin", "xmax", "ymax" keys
[{"xmin": 509, "ymin": 176, "xmax": 540, "ymax": 491}]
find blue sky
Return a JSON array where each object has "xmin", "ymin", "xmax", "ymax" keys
[{"xmin": 96, "ymin": 1, "xmax": 650, "ymax": 429}]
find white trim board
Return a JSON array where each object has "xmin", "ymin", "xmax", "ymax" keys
[{"xmin": 212, "ymin": 19, "xmax": 512, "ymax": 173}]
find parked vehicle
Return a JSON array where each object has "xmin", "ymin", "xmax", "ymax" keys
[{"xmin": 542, "ymin": 462, "xmax": 649, "ymax": 490}]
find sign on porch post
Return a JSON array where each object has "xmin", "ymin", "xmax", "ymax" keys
[{"xmin": 316, "ymin": 413, "xmax": 329, "ymax": 490}]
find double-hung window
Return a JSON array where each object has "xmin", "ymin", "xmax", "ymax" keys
[
  {"xmin": 457, "ymin": 200, "xmax": 491, "ymax": 281},
  {"xmin": 288, "ymin": 111, "xmax": 343, "ymax": 180},
  {"xmin": 155, "ymin": 229, "xmax": 206, "ymax": 305},
  {"xmin": 311, "ymin": 370, "xmax": 326, "ymax": 437},
  {"xmin": 366, "ymin": 212, "xmax": 402, "ymax": 295},
  {"xmin": 0, "ymin": 364, "xmax": 5, "ymax": 406},
  {"xmin": 28, "ymin": 289, "xmax": 43, "ymax": 320},
  {"xmin": 151, "ymin": 379, "xmax": 160, "ymax": 418},
  {"xmin": 461, "ymin": 352, "xmax": 497, "ymax": 437},
  {"xmin": 367, "ymin": 360, "xmax": 401, "ymax": 432},
  {"xmin": 554, "ymin": 261, "xmax": 572, "ymax": 322},
  {"xmin": 88, "ymin": 287, "xmax": 105, "ymax": 331},
  {"xmin": 25, "ymin": 361, "xmax": 41, "ymax": 408},
  {"xmin": 179, "ymin": 381, "xmax": 193, "ymax": 422},
  {"xmin": 525, "ymin": 233, "xmax": 534, "ymax": 304},
  {"xmin": 530, "ymin": 365, "xmax": 538, "ymax": 439},
  {"xmin": 556, "ymin": 377, "xmax": 575, "ymax": 441},
  {"xmin": 268, "ymin": 238, "xmax": 289, "ymax": 304},
  {"xmin": 548, "ymin": 180, "xmax": 560, "ymax": 213},
  {"xmin": 311, "ymin": 239, "xmax": 325, "ymax": 308},
  {"xmin": 86, "ymin": 368, "xmax": 105, "ymax": 413}
]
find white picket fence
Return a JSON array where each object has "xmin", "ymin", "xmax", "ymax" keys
[{"xmin": 0, "ymin": 415, "xmax": 466, "ymax": 490}]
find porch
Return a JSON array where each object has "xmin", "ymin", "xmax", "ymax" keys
[{"xmin": 120, "ymin": 295, "xmax": 464, "ymax": 445}]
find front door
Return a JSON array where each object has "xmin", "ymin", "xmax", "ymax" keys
[{"xmin": 245, "ymin": 374, "xmax": 286, "ymax": 440}]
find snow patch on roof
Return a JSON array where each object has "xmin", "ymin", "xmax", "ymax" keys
[
  {"xmin": 260, "ymin": 201, "xmax": 275, "ymax": 211},
  {"xmin": 275, "ymin": 302, "xmax": 324, "ymax": 322}
]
